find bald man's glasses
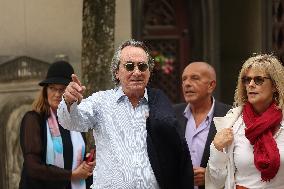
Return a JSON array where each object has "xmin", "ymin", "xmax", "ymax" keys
[{"xmin": 123, "ymin": 62, "xmax": 149, "ymax": 72}]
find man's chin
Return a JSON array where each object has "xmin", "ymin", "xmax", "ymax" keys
[
  {"xmin": 129, "ymin": 84, "xmax": 145, "ymax": 89},
  {"xmin": 126, "ymin": 86, "xmax": 145, "ymax": 94},
  {"xmin": 185, "ymin": 97, "xmax": 197, "ymax": 104}
]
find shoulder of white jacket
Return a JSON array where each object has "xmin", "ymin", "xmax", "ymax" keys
[
  {"xmin": 213, "ymin": 106, "xmax": 242, "ymax": 120},
  {"xmin": 226, "ymin": 106, "xmax": 243, "ymax": 116}
]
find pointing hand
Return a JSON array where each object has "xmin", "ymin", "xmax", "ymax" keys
[{"xmin": 63, "ymin": 74, "xmax": 86, "ymax": 106}]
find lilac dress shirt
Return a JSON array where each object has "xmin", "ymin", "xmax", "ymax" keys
[
  {"xmin": 184, "ymin": 99, "xmax": 215, "ymax": 188},
  {"xmin": 184, "ymin": 98, "xmax": 215, "ymax": 167}
]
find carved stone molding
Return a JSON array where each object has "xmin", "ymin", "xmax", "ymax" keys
[{"xmin": 0, "ymin": 56, "xmax": 49, "ymax": 83}]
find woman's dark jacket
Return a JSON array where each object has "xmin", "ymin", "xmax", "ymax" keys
[
  {"xmin": 146, "ymin": 88, "xmax": 194, "ymax": 189},
  {"xmin": 19, "ymin": 111, "xmax": 92, "ymax": 189}
]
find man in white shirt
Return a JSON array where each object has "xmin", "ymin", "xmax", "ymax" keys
[{"xmin": 58, "ymin": 39, "xmax": 194, "ymax": 189}]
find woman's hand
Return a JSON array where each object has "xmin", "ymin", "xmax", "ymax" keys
[
  {"xmin": 213, "ymin": 128, "xmax": 234, "ymax": 151},
  {"xmin": 71, "ymin": 161, "xmax": 94, "ymax": 180},
  {"xmin": 85, "ymin": 150, "xmax": 96, "ymax": 171}
]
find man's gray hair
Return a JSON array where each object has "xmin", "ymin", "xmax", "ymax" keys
[{"xmin": 110, "ymin": 39, "xmax": 154, "ymax": 86}]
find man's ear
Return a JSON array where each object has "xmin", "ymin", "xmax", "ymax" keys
[{"xmin": 209, "ymin": 80, "xmax": 216, "ymax": 93}]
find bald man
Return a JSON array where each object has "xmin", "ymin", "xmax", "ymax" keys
[{"xmin": 174, "ymin": 62, "xmax": 231, "ymax": 189}]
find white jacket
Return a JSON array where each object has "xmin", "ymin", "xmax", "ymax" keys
[{"xmin": 205, "ymin": 106, "xmax": 243, "ymax": 189}]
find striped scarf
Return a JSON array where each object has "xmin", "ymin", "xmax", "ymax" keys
[{"xmin": 46, "ymin": 108, "xmax": 86, "ymax": 189}]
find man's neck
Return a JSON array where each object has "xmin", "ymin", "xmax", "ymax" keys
[
  {"xmin": 189, "ymin": 97, "xmax": 213, "ymax": 127},
  {"xmin": 190, "ymin": 97, "xmax": 213, "ymax": 114},
  {"xmin": 123, "ymin": 88, "xmax": 145, "ymax": 108},
  {"xmin": 128, "ymin": 93, "xmax": 144, "ymax": 108}
]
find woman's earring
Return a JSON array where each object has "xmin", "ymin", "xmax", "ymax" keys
[{"xmin": 273, "ymin": 92, "xmax": 279, "ymax": 103}]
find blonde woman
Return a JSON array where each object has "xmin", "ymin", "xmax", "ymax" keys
[{"xmin": 206, "ymin": 54, "xmax": 284, "ymax": 189}]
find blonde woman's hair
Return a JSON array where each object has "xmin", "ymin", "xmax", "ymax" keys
[
  {"xmin": 32, "ymin": 86, "xmax": 51, "ymax": 116},
  {"xmin": 234, "ymin": 54, "xmax": 284, "ymax": 110}
]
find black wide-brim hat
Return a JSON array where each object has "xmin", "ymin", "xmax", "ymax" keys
[{"xmin": 39, "ymin": 60, "xmax": 74, "ymax": 86}]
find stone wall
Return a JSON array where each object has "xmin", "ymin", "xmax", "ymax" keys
[{"xmin": 0, "ymin": 57, "xmax": 49, "ymax": 189}]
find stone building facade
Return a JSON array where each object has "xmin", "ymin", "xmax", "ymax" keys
[{"xmin": 0, "ymin": 56, "xmax": 49, "ymax": 189}]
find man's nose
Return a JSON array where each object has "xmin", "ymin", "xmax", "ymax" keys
[
  {"xmin": 132, "ymin": 66, "xmax": 142, "ymax": 74},
  {"xmin": 183, "ymin": 80, "xmax": 191, "ymax": 86}
]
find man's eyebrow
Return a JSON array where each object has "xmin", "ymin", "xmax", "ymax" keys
[
  {"xmin": 125, "ymin": 61, "xmax": 147, "ymax": 64},
  {"xmin": 191, "ymin": 74, "xmax": 200, "ymax": 77}
]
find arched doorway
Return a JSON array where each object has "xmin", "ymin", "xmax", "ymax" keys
[
  {"xmin": 6, "ymin": 104, "xmax": 31, "ymax": 189},
  {"xmin": 0, "ymin": 97, "xmax": 33, "ymax": 189},
  {"xmin": 0, "ymin": 55, "xmax": 49, "ymax": 188}
]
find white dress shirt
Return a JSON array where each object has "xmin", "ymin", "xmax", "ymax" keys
[{"xmin": 57, "ymin": 87, "xmax": 159, "ymax": 189}]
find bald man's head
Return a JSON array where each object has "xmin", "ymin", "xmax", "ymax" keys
[
  {"xmin": 184, "ymin": 62, "xmax": 216, "ymax": 81},
  {"xmin": 182, "ymin": 61, "xmax": 216, "ymax": 105}
]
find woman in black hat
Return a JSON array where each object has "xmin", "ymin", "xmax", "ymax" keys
[{"xmin": 18, "ymin": 61, "xmax": 94, "ymax": 189}]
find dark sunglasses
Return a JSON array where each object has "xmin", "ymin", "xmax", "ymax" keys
[
  {"xmin": 123, "ymin": 62, "xmax": 149, "ymax": 72},
  {"xmin": 241, "ymin": 76, "xmax": 271, "ymax": 86}
]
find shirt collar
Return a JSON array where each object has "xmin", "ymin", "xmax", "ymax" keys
[
  {"xmin": 183, "ymin": 97, "xmax": 216, "ymax": 122},
  {"xmin": 115, "ymin": 86, "xmax": 148, "ymax": 103},
  {"xmin": 207, "ymin": 97, "xmax": 215, "ymax": 122}
]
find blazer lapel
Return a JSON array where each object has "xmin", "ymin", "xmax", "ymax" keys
[
  {"xmin": 180, "ymin": 115, "xmax": 187, "ymax": 137},
  {"xmin": 200, "ymin": 118, "xmax": 216, "ymax": 167},
  {"xmin": 146, "ymin": 88, "xmax": 164, "ymax": 188},
  {"xmin": 200, "ymin": 101, "xmax": 229, "ymax": 167},
  {"xmin": 175, "ymin": 103, "xmax": 187, "ymax": 137}
]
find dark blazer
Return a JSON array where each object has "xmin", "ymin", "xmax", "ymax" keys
[
  {"xmin": 147, "ymin": 88, "xmax": 194, "ymax": 189},
  {"xmin": 174, "ymin": 100, "xmax": 231, "ymax": 189},
  {"xmin": 19, "ymin": 111, "xmax": 92, "ymax": 189}
]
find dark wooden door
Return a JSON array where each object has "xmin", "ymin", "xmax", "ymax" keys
[
  {"xmin": 273, "ymin": 0, "xmax": 284, "ymax": 62},
  {"xmin": 141, "ymin": 0, "xmax": 190, "ymax": 103}
]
